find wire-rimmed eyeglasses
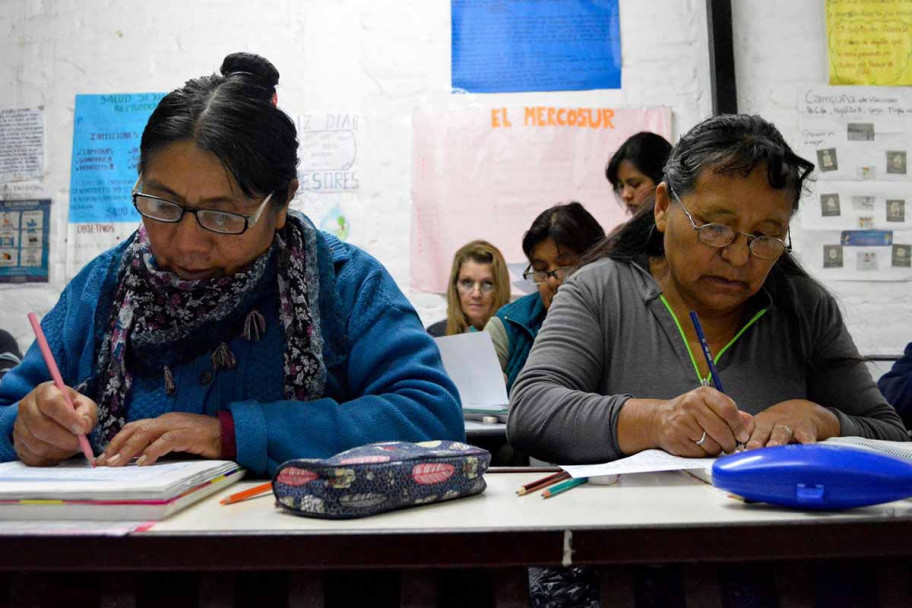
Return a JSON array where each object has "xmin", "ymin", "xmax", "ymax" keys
[{"xmin": 670, "ymin": 188, "xmax": 790, "ymax": 260}]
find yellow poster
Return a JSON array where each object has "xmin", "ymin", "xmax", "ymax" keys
[{"xmin": 826, "ymin": 0, "xmax": 912, "ymax": 85}]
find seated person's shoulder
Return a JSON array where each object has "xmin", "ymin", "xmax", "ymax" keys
[
  {"xmin": 320, "ymin": 231, "xmax": 410, "ymax": 310},
  {"xmin": 426, "ymin": 320, "xmax": 447, "ymax": 337},
  {"xmin": 563, "ymin": 256, "xmax": 642, "ymax": 297}
]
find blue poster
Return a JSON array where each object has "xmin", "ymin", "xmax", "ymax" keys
[
  {"xmin": 69, "ymin": 93, "xmax": 165, "ymax": 223},
  {"xmin": 0, "ymin": 199, "xmax": 50, "ymax": 283},
  {"xmin": 451, "ymin": 0, "xmax": 621, "ymax": 93}
]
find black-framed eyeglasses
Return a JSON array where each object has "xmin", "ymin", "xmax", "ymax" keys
[
  {"xmin": 670, "ymin": 188, "xmax": 791, "ymax": 261},
  {"xmin": 131, "ymin": 175, "xmax": 274, "ymax": 236},
  {"xmin": 522, "ymin": 265, "xmax": 575, "ymax": 284}
]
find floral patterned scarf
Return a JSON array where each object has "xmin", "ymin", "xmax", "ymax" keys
[{"xmin": 92, "ymin": 212, "xmax": 326, "ymax": 444}]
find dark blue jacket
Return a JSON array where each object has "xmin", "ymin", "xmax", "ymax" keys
[{"xmin": 879, "ymin": 343, "xmax": 912, "ymax": 428}]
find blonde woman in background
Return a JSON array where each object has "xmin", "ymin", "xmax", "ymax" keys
[{"xmin": 427, "ymin": 240, "xmax": 511, "ymax": 337}]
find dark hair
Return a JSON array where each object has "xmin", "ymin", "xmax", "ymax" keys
[
  {"xmin": 605, "ymin": 131, "xmax": 673, "ymax": 190},
  {"xmin": 139, "ymin": 52, "xmax": 299, "ymax": 207},
  {"xmin": 522, "ymin": 202, "xmax": 606, "ymax": 261},
  {"xmin": 583, "ymin": 114, "xmax": 818, "ymax": 311}
]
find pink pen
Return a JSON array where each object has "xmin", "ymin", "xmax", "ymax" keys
[{"xmin": 27, "ymin": 312, "xmax": 96, "ymax": 467}]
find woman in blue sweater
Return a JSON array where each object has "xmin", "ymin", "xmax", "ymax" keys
[{"xmin": 0, "ymin": 53, "xmax": 463, "ymax": 474}]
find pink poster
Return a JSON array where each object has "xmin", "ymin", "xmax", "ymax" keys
[{"xmin": 410, "ymin": 105, "xmax": 672, "ymax": 293}]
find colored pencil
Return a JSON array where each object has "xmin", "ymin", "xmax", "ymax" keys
[
  {"xmin": 541, "ymin": 477, "xmax": 588, "ymax": 498},
  {"xmin": 516, "ymin": 471, "xmax": 571, "ymax": 496},
  {"xmin": 27, "ymin": 312, "xmax": 96, "ymax": 467},
  {"xmin": 220, "ymin": 481, "xmax": 273, "ymax": 505}
]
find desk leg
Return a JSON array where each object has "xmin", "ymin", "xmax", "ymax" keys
[
  {"xmin": 288, "ymin": 572, "xmax": 325, "ymax": 608},
  {"xmin": 598, "ymin": 566, "xmax": 634, "ymax": 608}
]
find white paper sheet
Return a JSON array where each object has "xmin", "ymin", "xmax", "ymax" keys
[
  {"xmin": 434, "ymin": 332, "xmax": 508, "ymax": 411},
  {"xmin": 561, "ymin": 449, "xmax": 716, "ymax": 479}
]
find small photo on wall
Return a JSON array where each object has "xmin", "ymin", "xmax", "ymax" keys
[
  {"xmin": 847, "ymin": 123, "xmax": 875, "ymax": 141},
  {"xmin": 817, "ymin": 148, "xmax": 838, "ymax": 172},
  {"xmin": 820, "ymin": 193, "xmax": 840, "ymax": 216},
  {"xmin": 893, "ymin": 244, "xmax": 912, "ymax": 267},
  {"xmin": 857, "ymin": 251, "xmax": 878, "ymax": 271},
  {"xmin": 886, "ymin": 200, "xmax": 906, "ymax": 223},
  {"xmin": 823, "ymin": 245, "xmax": 843, "ymax": 268},
  {"xmin": 886, "ymin": 151, "xmax": 907, "ymax": 175}
]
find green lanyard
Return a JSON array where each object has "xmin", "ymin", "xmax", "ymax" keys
[{"xmin": 659, "ymin": 294, "xmax": 767, "ymax": 386}]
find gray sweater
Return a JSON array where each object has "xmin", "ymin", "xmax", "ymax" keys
[{"xmin": 508, "ymin": 257, "xmax": 908, "ymax": 464}]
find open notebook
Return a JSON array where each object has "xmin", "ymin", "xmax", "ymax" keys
[
  {"xmin": 434, "ymin": 332, "xmax": 509, "ymax": 421},
  {"xmin": 0, "ymin": 459, "xmax": 244, "ymax": 520}
]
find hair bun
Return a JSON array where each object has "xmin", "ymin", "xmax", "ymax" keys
[{"xmin": 220, "ymin": 52, "xmax": 280, "ymax": 90}]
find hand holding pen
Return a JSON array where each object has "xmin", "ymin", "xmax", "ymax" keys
[{"xmin": 12, "ymin": 314, "xmax": 98, "ymax": 467}]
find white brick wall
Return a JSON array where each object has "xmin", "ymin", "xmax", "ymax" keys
[
  {"xmin": 4, "ymin": 0, "xmax": 901, "ymax": 356},
  {"xmin": 733, "ymin": 1, "xmax": 911, "ymax": 355}
]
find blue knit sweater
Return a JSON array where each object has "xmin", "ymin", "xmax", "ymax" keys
[
  {"xmin": 879, "ymin": 342, "xmax": 912, "ymax": 428},
  {"xmin": 0, "ymin": 227, "xmax": 464, "ymax": 475}
]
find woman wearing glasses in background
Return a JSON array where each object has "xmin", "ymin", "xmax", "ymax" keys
[
  {"xmin": 509, "ymin": 114, "xmax": 907, "ymax": 469},
  {"xmin": 484, "ymin": 203, "xmax": 605, "ymax": 392},
  {"xmin": 426, "ymin": 240, "xmax": 510, "ymax": 338},
  {"xmin": 0, "ymin": 53, "xmax": 463, "ymax": 472}
]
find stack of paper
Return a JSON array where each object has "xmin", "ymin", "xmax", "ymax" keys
[{"xmin": 0, "ymin": 459, "xmax": 243, "ymax": 520}]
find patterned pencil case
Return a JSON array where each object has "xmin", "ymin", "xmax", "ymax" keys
[{"xmin": 272, "ymin": 440, "xmax": 491, "ymax": 519}]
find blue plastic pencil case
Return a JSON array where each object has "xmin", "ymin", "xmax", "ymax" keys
[
  {"xmin": 272, "ymin": 440, "xmax": 490, "ymax": 519},
  {"xmin": 712, "ymin": 444, "xmax": 912, "ymax": 510}
]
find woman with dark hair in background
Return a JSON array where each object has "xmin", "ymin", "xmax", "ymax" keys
[
  {"xmin": 511, "ymin": 114, "xmax": 906, "ymax": 468},
  {"xmin": 484, "ymin": 202, "xmax": 605, "ymax": 392},
  {"xmin": 427, "ymin": 240, "xmax": 510, "ymax": 337},
  {"xmin": 0, "ymin": 53, "xmax": 463, "ymax": 473},
  {"xmin": 606, "ymin": 131, "xmax": 672, "ymax": 214}
]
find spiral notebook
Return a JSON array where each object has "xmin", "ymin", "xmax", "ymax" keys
[{"xmin": 0, "ymin": 459, "xmax": 244, "ymax": 520}]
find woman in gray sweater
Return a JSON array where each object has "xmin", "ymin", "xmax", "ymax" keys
[{"xmin": 509, "ymin": 114, "xmax": 907, "ymax": 466}]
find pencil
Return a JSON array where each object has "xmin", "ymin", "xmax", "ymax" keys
[
  {"xmin": 516, "ymin": 471, "xmax": 570, "ymax": 495},
  {"xmin": 220, "ymin": 481, "xmax": 273, "ymax": 505},
  {"xmin": 541, "ymin": 476, "xmax": 588, "ymax": 498},
  {"xmin": 688, "ymin": 311, "xmax": 724, "ymax": 392},
  {"xmin": 27, "ymin": 312, "xmax": 96, "ymax": 467},
  {"xmin": 690, "ymin": 311, "xmax": 745, "ymax": 450}
]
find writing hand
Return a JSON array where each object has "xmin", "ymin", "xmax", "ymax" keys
[
  {"xmin": 14, "ymin": 381, "xmax": 97, "ymax": 466},
  {"xmin": 651, "ymin": 386, "xmax": 753, "ymax": 457}
]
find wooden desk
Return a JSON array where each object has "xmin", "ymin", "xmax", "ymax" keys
[{"xmin": 2, "ymin": 471, "xmax": 912, "ymax": 606}]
